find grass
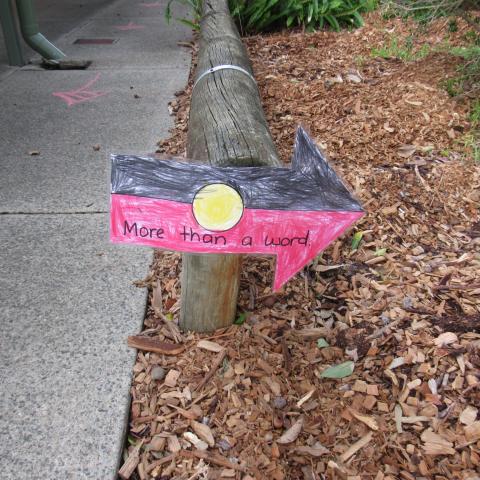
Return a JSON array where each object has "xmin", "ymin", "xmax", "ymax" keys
[
  {"xmin": 444, "ymin": 45, "xmax": 480, "ymax": 162},
  {"xmin": 370, "ymin": 26, "xmax": 479, "ymax": 162},
  {"xmin": 369, "ymin": 3, "xmax": 480, "ymax": 163},
  {"xmin": 440, "ymin": 46, "xmax": 480, "ymax": 162},
  {"xmin": 165, "ymin": 0, "xmax": 202, "ymax": 30},
  {"xmin": 461, "ymin": 132, "xmax": 480, "ymax": 162},
  {"xmin": 371, "ymin": 32, "xmax": 479, "ymax": 93},
  {"xmin": 355, "ymin": 55, "xmax": 367, "ymax": 67},
  {"xmin": 379, "ymin": 0, "xmax": 468, "ymax": 24},
  {"xmin": 470, "ymin": 100, "xmax": 480, "ymax": 127},
  {"xmin": 371, "ymin": 35, "xmax": 431, "ymax": 61},
  {"xmin": 465, "ymin": 100, "xmax": 480, "ymax": 162},
  {"xmin": 441, "ymin": 43, "xmax": 480, "ymax": 98}
]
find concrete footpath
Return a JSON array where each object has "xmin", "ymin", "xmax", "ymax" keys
[{"xmin": 0, "ymin": 1, "xmax": 190, "ymax": 478}]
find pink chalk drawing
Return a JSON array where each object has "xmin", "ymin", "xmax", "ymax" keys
[
  {"xmin": 115, "ymin": 21, "xmax": 145, "ymax": 31},
  {"xmin": 140, "ymin": 2, "xmax": 162, "ymax": 7},
  {"xmin": 52, "ymin": 73, "xmax": 107, "ymax": 107}
]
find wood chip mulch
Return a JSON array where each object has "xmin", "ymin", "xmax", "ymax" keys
[{"xmin": 121, "ymin": 12, "xmax": 480, "ymax": 480}]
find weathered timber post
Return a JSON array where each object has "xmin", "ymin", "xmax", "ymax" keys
[{"xmin": 180, "ymin": 0, "xmax": 281, "ymax": 332}]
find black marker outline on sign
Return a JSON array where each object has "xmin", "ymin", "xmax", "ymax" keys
[{"xmin": 111, "ymin": 127, "xmax": 363, "ymax": 213}]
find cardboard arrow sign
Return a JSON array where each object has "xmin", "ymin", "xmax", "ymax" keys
[{"xmin": 110, "ymin": 127, "xmax": 364, "ymax": 290}]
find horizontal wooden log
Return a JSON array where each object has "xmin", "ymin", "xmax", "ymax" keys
[
  {"xmin": 187, "ymin": 1, "xmax": 280, "ymax": 167},
  {"xmin": 180, "ymin": 0, "xmax": 280, "ymax": 332}
]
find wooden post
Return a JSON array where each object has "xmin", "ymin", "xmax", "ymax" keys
[{"xmin": 180, "ymin": 0, "xmax": 280, "ymax": 332}]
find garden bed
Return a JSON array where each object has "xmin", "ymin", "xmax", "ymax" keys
[{"xmin": 122, "ymin": 11, "xmax": 480, "ymax": 480}]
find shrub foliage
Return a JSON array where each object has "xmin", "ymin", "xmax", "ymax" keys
[{"xmin": 228, "ymin": 0, "xmax": 374, "ymax": 33}]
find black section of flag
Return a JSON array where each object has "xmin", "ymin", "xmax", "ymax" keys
[{"xmin": 111, "ymin": 127, "xmax": 362, "ymax": 213}]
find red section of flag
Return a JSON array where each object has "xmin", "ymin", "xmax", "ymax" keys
[{"xmin": 111, "ymin": 194, "xmax": 363, "ymax": 290}]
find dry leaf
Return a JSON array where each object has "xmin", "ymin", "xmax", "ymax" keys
[
  {"xmin": 295, "ymin": 443, "xmax": 329, "ymax": 457},
  {"xmin": 459, "ymin": 406, "xmax": 478, "ymax": 426},
  {"xmin": 164, "ymin": 369, "xmax": 180, "ymax": 387},
  {"xmin": 197, "ymin": 340, "xmax": 224, "ymax": 352},
  {"xmin": 118, "ymin": 440, "xmax": 143, "ymax": 479},
  {"xmin": 340, "ymin": 432, "xmax": 373, "ymax": 462},
  {"xmin": 127, "ymin": 336, "xmax": 185, "ymax": 355},
  {"xmin": 405, "ymin": 99, "xmax": 423, "ymax": 106},
  {"xmin": 320, "ymin": 361, "xmax": 355, "ymax": 378},
  {"xmin": 220, "ymin": 469, "xmax": 236, "ymax": 478},
  {"xmin": 314, "ymin": 264, "xmax": 344, "ymax": 272},
  {"xmin": 191, "ymin": 420, "xmax": 215, "ymax": 447},
  {"xmin": 349, "ymin": 409, "xmax": 379, "ymax": 431},
  {"xmin": 346, "ymin": 73, "xmax": 362, "ymax": 83},
  {"xmin": 152, "ymin": 280, "xmax": 163, "ymax": 317},
  {"xmin": 388, "ymin": 357, "xmax": 405, "ymax": 369},
  {"xmin": 169, "ymin": 404, "xmax": 202, "ymax": 420},
  {"xmin": 464, "ymin": 421, "xmax": 480, "ymax": 442},
  {"xmin": 277, "ymin": 416, "xmax": 304, "ymax": 444},
  {"xmin": 297, "ymin": 389, "xmax": 315, "ymax": 408},
  {"xmin": 434, "ymin": 332, "xmax": 458, "ymax": 346},
  {"xmin": 183, "ymin": 432, "xmax": 208, "ymax": 450},
  {"xmin": 397, "ymin": 144, "xmax": 416, "ymax": 158},
  {"xmin": 148, "ymin": 436, "xmax": 166, "ymax": 451},
  {"xmin": 421, "ymin": 429, "xmax": 455, "ymax": 455},
  {"xmin": 167, "ymin": 435, "xmax": 181, "ymax": 453},
  {"xmin": 263, "ymin": 376, "xmax": 281, "ymax": 396}
]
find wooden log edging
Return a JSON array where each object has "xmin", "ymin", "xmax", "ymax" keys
[{"xmin": 180, "ymin": 0, "xmax": 281, "ymax": 332}]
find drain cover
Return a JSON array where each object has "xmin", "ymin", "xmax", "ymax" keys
[{"xmin": 74, "ymin": 38, "xmax": 116, "ymax": 45}]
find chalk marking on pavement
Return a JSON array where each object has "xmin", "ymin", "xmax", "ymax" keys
[{"xmin": 52, "ymin": 73, "xmax": 107, "ymax": 107}]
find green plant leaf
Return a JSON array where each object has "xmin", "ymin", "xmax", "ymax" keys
[
  {"xmin": 229, "ymin": 0, "xmax": 367, "ymax": 33},
  {"xmin": 165, "ymin": 0, "xmax": 173, "ymax": 22},
  {"xmin": 351, "ymin": 231, "xmax": 363, "ymax": 250},
  {"xmin": 374, "ymin": 247, "xmax": 387, "ymax": 256},
  {"xmin": 317, "ymin": 338, "xmax": 329, "ymax": 348},
  {"xmin": 352, "ymin": 10, "xmax": 364, "ymax": 26},
  {"xmin": 177, "ymin": 18, "xmax": 200, "ymax": 30},
  {"xmin": 320, "ymin": 361, "xmax": 355, "ymax": 378},
  {"xmin": 234, "ymin": 312, "xmax": 247, "ymax": 325},
  {"xmin": 307, "ymin": 3, "xmax": 314, "ymax": 23},
  {"xmin": 165, "ymin": 0, "xmax": 202, "ymax": 28},
  {"xmin": 325, "ymin": 14, "xmax": 340, "ymax": 31}
]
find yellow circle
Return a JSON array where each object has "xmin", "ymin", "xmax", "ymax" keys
[{"xmin": 193, "ymin": 183, "xmax": 244, "ymax": 231}]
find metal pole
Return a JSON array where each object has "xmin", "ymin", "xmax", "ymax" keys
[{"xmin": 0, "ymin": 0, "xmax": 25, "ymax": 66}]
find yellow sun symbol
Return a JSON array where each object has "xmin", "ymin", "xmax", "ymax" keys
[{"xmin": 192, "ymin": 183, "xmax": 244, "ymax": 231}]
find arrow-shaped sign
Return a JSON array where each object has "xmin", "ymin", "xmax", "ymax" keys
[{"xmin": 110, "ymin": 127, "xmax": 364, "ymax": 290}]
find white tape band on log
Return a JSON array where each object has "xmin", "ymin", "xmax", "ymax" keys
[{"xmin": 192, "ymin": 65, "xmax": 257, "ymax": 91}]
